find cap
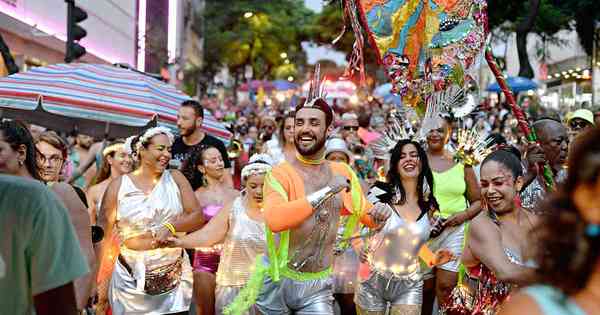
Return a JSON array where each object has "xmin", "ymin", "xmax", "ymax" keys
[
  {"xmin": 325, "ymin": 138, "xmax": 352, "ymax": 161},
  {"xmin": 568, "ymin": 109, "xmax": 595, "ymax": 126}
]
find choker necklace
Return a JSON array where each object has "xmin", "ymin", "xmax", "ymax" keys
[{"xmin": 296, "ymin": 152, "xmax": 325, "ymax": 165}]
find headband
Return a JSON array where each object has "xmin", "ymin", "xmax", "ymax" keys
[
  {"xmin": 102, "ymin": 143, "xmax": 124, "ymax": 157},
  {"xmin": 241, "ymin": 153, "xmax": 273, "ymax": 181}
]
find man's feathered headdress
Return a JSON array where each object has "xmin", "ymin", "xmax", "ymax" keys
[{"xmin": 296, "ymin": 64, "xmax": 334, "ymax": 126}]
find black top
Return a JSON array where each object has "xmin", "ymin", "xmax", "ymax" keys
[{"xmin": 171, "ymin": 134, "xmax": 231, "ymax": 186}]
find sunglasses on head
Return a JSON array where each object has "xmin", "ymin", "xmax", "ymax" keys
[{"xmin": 343, "ymin": 126, "xmax": 359, "ymax": 131}]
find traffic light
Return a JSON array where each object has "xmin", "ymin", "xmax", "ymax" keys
[{"xmin": 65, "ymin": 0, "xmax": 87, "ymax": 63}]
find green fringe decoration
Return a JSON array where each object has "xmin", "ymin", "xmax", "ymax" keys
[{"xmin": 223, "ymin": 255, "xmax": 268, "ymax": 315}]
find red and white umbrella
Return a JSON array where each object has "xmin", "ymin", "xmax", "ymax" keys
[{"xmin": 0, "ymin": 63, "xmax": 231, "ymax": 141}]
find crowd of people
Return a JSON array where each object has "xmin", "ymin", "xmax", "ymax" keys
[{"xmin": 1, "ymin": 84, "xmax": 600, "ymax": 315}]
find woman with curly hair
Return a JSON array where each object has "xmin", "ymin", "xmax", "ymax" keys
[
  {"xmin": 499, "ymin": 128, "xmax": 600, "ymax": 315},
  {"xmin": 181, "ymin": 144, "xmax": 239, "ymax": 315}
]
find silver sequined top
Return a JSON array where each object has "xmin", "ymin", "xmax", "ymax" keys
[
  {"xmin": 216, "ymin": 197, "xmax": 266, "ymax": 287},
  {"xmin": 520, "ymin": 168, "xmax": 567, "ymax": 214}
]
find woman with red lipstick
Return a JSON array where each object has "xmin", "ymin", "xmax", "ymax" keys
[
  {"xmin": 356, "ymin": 139, "xmax": 453, "ymax": 315},
  {"xmin": 456, "ymin": 149, "xmax": 538, "ymax": 314},
  {"xmin": 97, "ymin": 127, "xmax": 204, "ymax": 315},
  {"xmin": 426, "ymin": 117, "xmax": 481, "ymax": 307},
  {"xmin": 182, "ymin": 144, "xmax": 239, "ymax": 315}
]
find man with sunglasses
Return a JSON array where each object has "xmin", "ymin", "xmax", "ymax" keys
[
  {"xmin": 567, "ymin": 109, "xmax": 595, "ymax": 139},
  {"xmin": 340, "ymin": 112, "xmax": 360, "ymax": 143}
]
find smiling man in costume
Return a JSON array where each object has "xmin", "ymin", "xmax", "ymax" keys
[{"xmin": 224, "ymin": 66, "xmax": 392, "ymax": 315}]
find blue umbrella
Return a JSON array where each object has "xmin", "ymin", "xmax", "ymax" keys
[
  {"xmin": 272, "ymin": 80, "xmax": 298, "ymax": 91},
  {"xmin": 486, "ymin": 76, "xmax": 538, "ymax": 93}
]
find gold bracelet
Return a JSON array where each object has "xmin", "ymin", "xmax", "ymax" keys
[{"xmin": 163, "ymin": 222, "xmax": 176, "ymax": 235}]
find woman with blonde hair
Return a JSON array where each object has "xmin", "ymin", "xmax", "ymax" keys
[{"xmin": 86, "ymin": 140, "xmax": 132, "ymax": 314}]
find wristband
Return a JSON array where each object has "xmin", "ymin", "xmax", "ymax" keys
[
  {"xmin": 163, "ymin": 222, "xmax": 176, "ymax": 235},
  {"xmin": 306, "ymin": 186, "xmax": 335, "ymax": 210}
]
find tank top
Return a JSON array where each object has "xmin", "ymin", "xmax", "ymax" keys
[
  {"xmin": 216, "ymin": 197, "xmax": 266, "ymax": 286},
  {"xmin": 524, "ymin": 285, "xmax": 586, "ymax": 315},
  {"xmin": 193, "ymin": 204, "xmax": 224, "ymax": 273},
  {"xmin": 369, "ymin": 209, "xmax": 431, "ymax": 280},
  {"xmin": 116, "ymin": 171, "xmax": 185, "ymax": 271},
  {"xmin": 433, "ymin": 163, "xmax": 467, "ymax": 218}
]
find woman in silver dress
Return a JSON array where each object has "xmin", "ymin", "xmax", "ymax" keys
[
  {"xmin": 97, "ymin": 127, "xmax": 204, "ymax": 315},
  {"xmin": 168, "ymin": 154, "xmax": 272, "ymax": 315},
  {"xmin": 356, "ymin": 139, "xmax": 453, "ymax": 315}
]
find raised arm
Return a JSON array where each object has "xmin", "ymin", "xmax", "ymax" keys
[
  {"xmin": 69, "ymin": 141, "xmax": 103, "ymax": 184},
  {"xmin": 466, "ymin": 216, "xmax": 534, "ymax": 285}
]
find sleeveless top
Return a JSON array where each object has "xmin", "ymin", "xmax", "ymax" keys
[
  {"xmin": 216, "ymin": 197, "xmax": 266, "ymax": 287},
  {"xmin": 524, "ymin": 285, "xmax": 586, "ymax": 315},
  {"xmin": 368, "ymin": 209, "xmax": 431, "ymax": 280},
  {"xmin": 432, "ymin": 163, "xmax": 467, "ymax": 218},
  {"xmin": 110, "ymin": 171, "xmax": 192, "ymax": 313},
  {"xmin": 193, "ymin": 204, "xmax": 224, "ymax": 273}
]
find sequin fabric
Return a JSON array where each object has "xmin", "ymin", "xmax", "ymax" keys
[
  {"xmin": 216, "ymin": 197, "xmax": 266, "ymax": 287},
  {"xmin": 520, "ymin": 168, "xmax": 567, "ymax": 214}
]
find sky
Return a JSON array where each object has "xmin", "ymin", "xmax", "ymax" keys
[{"xmin": 302, "ymin": 0, "xmax": 347, "ymax": 66}]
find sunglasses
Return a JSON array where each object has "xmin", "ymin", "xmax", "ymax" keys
[
  {"xmin": 570, "ymin": 120, "xmax": 590, "ymax": 130},
  {"xmin": 343, "ymin": 126, "xmax": 359, "ymax": 131}
]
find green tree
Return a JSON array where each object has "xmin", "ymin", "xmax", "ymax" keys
[
  {"xmin": 489, "ymin": 0, "xmax": 600, "ymax": 78},
  {"xmin": 191, "ymin": 0, "xmax": 314, "ymax": 96}
]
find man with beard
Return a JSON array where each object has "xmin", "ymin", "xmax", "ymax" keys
[
  {"xmin": 172, "ymin": 99, "xmax": 233, "ymax": 187},
  {"xmin": 224, "ymin": 68, "xmax": 392, "ymax": 315},
  {"xmin": 521, "ymin": 118, "xmax": 569, "ymax": 213},
  {"xmin": 68, "ymin": 133, "xmax": 96, "ymax": 188}
]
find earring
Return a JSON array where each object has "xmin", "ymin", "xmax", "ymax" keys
[
  {"xmin": 18, "ymin": 160, "xmax": 24, "ymax": 167},
  {"xmin": 585, "ymin": 224, "xmax": 600, "ymax": 237}
]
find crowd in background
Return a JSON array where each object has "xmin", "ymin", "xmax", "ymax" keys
[{"xmin": 2, "ymin": 92, "xmax": 600, "ymax": 315}]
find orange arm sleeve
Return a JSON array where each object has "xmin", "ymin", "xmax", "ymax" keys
[{"xmin": 263, "ymin": 180, "xmax": 313, "ymax": 233}]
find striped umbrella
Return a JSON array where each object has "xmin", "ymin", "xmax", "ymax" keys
[{"xmin": 0, "ymin": 63, "xmax": 231, "ymax": 142}]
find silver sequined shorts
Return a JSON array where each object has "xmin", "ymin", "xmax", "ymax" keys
[
  {"xmin": 255, "ymin": 274, "xmax": 334, "ymax": 315},
  {"xmin": 215, "ymin": 285, "xmax": 259, "ymax": 315},
  {"xmin": 354, "ymin": 271, "xmax": 423, "ymax": 312}
]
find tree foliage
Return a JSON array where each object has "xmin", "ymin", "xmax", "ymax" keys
[
  {"xmin": 488, "ymin": 0, "xmax": 600, "ymax": 76},
  {"xmin": 195, "ymin": 0, "xmax": 314, "ymax": 94}
]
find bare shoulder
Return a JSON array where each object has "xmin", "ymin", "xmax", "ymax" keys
[
  {"xmin": 49, "ymin": 182, "xmax": 77, "ymax": 196},
  {"xmin": 522, "ymin": 208, "xmax": 541, "ymax": 226},
  {"xmin": 469, "ymin": 211, "xmax": 495, "ymax": 239},
  {"xmin": 498, "ymin": 290, "xmax": 543, "ymax": 315},
  {"xmin": 104, "ymin": 176, "xmax": 123, "ymax": 195},
  {"xmin": 169, "ymin": 169, "xmax": 187, "ymax": 184}
]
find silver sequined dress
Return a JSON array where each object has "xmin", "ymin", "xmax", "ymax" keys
[
  {"xmin": 215, "ymin": 197, "xmax": 266, "ymax": 315},
  {"xmin": 109, "ymin": 171, "xmax": 193, "ymax": 315}
]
